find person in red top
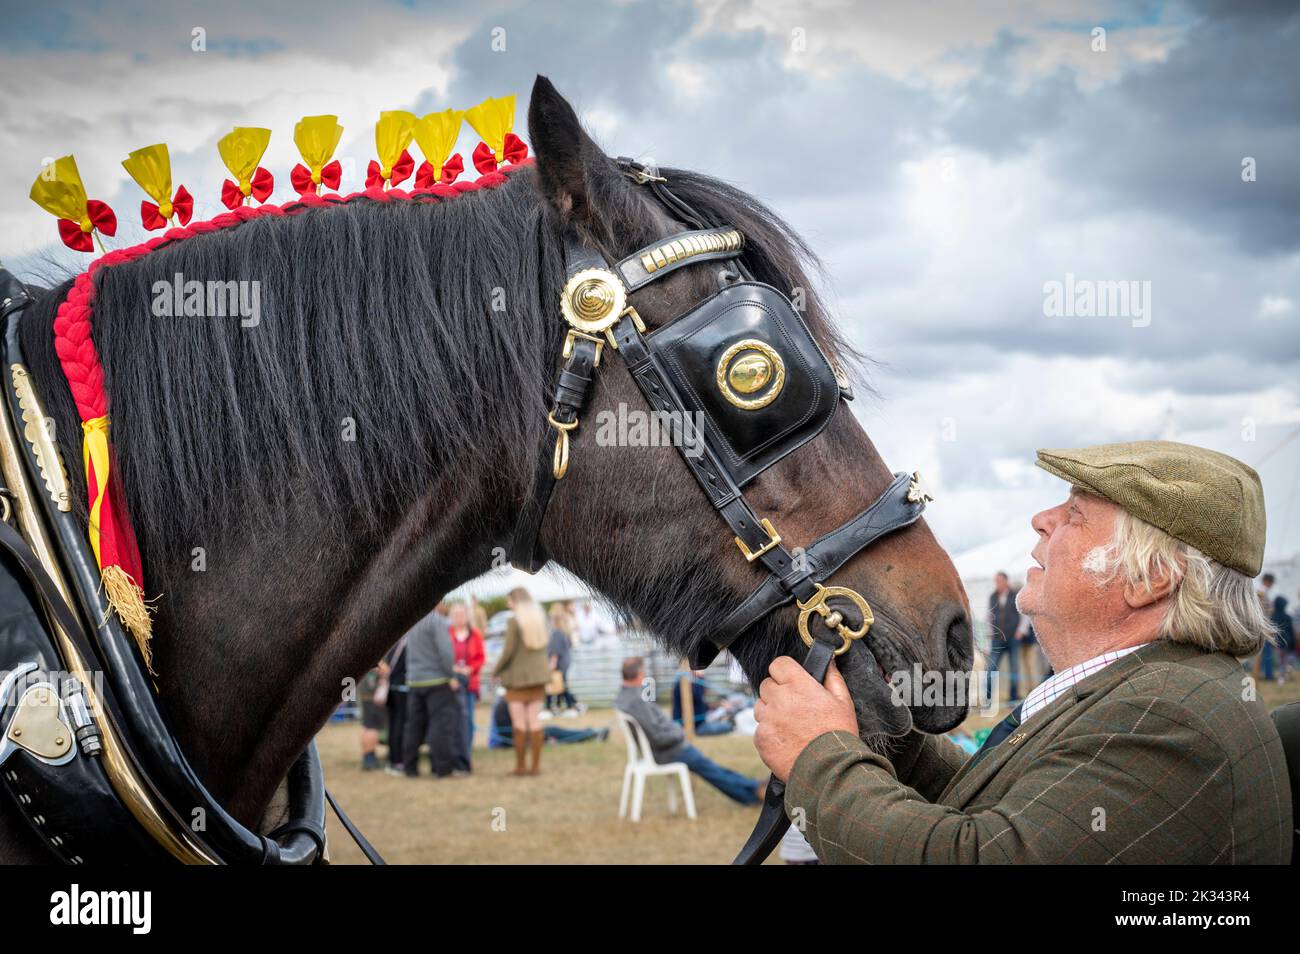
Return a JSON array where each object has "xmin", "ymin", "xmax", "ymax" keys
[{"xmin": 448, "ymin": 601, "xmax": 486, "ymax": 773}]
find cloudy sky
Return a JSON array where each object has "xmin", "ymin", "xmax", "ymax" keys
[{"xmin": 2, "ymin": 0, "xmax": 1297, "ymax": 567}]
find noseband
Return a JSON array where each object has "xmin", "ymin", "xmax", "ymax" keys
[{"xmin": 510, "ymin": 160, "xmax": 933, "ymax": 864}]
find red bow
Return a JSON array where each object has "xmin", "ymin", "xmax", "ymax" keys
[
  {"xmin": 472, "ymin": 133, "xmax": 528, "ymax": 174},
  {"xmin": 141, "ymin": 185, "xmax": 193, "ymax": 231},
  {"xmin": 290, "ymin": 159, "xmax": 342, "ymax": 196},
  {"xmin": 365, "ymin": 149, "xmax": 415, "ymax": 190},
  {"xmin": 56, "ymin": 199, "xmax": 117, "ymax": 252},
  {"xmin": 220, "ymin": 166, "xmax": 274, "ymax": 210},
  {"xmin": 415, "ymin": 153, "xmax": 464, "ymax": 189}
]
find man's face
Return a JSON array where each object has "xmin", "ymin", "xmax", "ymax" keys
[
  {"xmin": 1017, "ymin": 489, "xmax": 1126, "ymax": 645},
  {"xmin": 994, "ymin": 573, "xmax": 1009, "ymax": 593}
]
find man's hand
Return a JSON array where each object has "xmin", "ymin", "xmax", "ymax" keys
[{"xmin": 754, "ymin": 657, "xmax": 858, "ymax": 782}]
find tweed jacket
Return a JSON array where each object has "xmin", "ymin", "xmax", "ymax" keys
[{"xmin": 784, "ymin": 640, "xmax": 1291, "ymax": 863}]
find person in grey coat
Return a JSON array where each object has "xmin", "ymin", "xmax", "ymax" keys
[{"xmin": 401, "ymin": 605, "xmax": 466, "ymax": 778}]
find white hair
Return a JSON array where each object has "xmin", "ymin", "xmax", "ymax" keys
[{"xmin": 1082, "ymin": 507, "xmax": 1274, "ymax": 657}]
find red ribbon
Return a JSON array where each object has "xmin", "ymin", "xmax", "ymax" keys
[
  {"xmin": 141, "ymin": 185, "xmax": 193, "ymax": 231},
  {"xmin": 250, "ymin": 166, "xmax": 274, "ymax": 202},
  {"xmin": 415, "ymin": 153, "xmax": 464, "ymax": 189},
  {"xmin": 222, "ymin": 167, "xmax": 275, "ymax": 209},
  {"xmin": 290, "ymin": 159, "xmax": 342, "ymax": 196},
  {"xmin": 56, "ymin": 199, "xmax": 116, "ymax": 252},
  {"xmin": 365, "ymin": 149, "xmax": 415, "ymax": 189},
  {"xmin": 471, "ymin": 133, "xmax": 528, "ymax": 174}
]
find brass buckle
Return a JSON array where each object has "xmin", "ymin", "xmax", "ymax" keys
[
  {"xmin": 626, "ymin": 166, "xmax": 667, "ymax": 185},
  {"xmin": 734, "ymin": 518, "xmax": 781, "ymax": 562},
  {"xmin": 796, "ymin": 584, "xmax": 874, "ymax": 656},
  {"xmin": 562, "ymin": 329, "xmax": 604, "ymax": 367},
  {"xmin": 547, "ymin": 412, "xmax": 579, "ymax": 479},
  {"xmin": 604, "ymin": 306, "xmax": 647, "ymax": 351}
]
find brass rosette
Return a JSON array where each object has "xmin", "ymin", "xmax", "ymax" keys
[{"xmin": 559, "ymin": 268, "xmax": 627, "ymax": 335}]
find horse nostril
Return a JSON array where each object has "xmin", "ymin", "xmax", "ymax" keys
[{"xmin": 930, "ymin": 601, "xmax": 971, "ymax": 664}]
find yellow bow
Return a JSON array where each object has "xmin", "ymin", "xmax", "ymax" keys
[
  {"xmin": 29, "ymin": 155, "xmax": 91, "ymax": 228},
  {"xmin": 413, "ymin": 109, "xmax": 464, "ymax": 179},
  {"xmin": 375, "ymin": 110, "xmax": 416, "ymax": 177},
  {"xmin": 218, "ymin": 127, "xmax": 271, "ymax": 192},
  {"xmin": 464, "ymin": 95, "xmax": 516, "ymax": 163},
  {"xmin": 122, "ymin": 144, "xmax": 174, "ymax": 218},
  {"xmin": 294, "ymin": 115, "xmax": 343, "ymax": 182}
]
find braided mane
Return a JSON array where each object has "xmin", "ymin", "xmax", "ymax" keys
[
  {"xmin": 54, "ymin": 169, "xmax": 525, "ymax": 424},
  {"xmin": 31, "ymin": 162, "xmax": 558, "ymax": 659}
]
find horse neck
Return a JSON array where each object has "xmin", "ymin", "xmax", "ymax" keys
[{"xmin": 151, "ymin": 467, "xmax": 513, "ymax": 825}]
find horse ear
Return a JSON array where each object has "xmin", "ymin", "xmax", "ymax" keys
[{"xmin": 528, "ymin": 75, "xmax": 623, "ymax": 224}]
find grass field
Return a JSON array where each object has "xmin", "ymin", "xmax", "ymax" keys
[{"xmin": 319, "ymin": 679, "xmax": 1300, "ymax": 864}]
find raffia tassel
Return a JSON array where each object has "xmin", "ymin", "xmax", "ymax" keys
[{"xmin": 101, "ymin": 564, "xmax": 155, "ymax": 675}]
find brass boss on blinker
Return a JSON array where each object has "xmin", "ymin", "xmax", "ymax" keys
[{"xmin": 716, "ymin": 338, "xmax": 784, "ymax": 410}]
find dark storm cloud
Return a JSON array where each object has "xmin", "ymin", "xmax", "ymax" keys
[{"xmin": 946, "ymin": 1, "xmax": 1300, "ymax": 255}]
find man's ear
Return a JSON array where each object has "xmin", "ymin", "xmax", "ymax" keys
[
  {"xmin": 527, "ymin": 75, "xmax": 626, "ymax": 229},
  {"xmin": 1122, "ymin": 561, "xmax": 1181, "ymax": 610}
]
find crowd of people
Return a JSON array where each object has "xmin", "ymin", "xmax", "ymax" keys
[
  {"xmin": 983, "ymin": 567, "xmax": 1296, "ymax": 705},
  {"xmin": 359, "ymin": 587, "xmax": 607, "ymax": 779}
]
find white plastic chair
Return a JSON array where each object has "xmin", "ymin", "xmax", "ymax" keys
[{"xmin": 614, "ymin": 709, "xmax": 697, "ymax": 822}]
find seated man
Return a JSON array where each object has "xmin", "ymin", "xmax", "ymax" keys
[
  {"xmin": 486, "ymin": 693, "xmax": 607, "ymax": 748},
  {"xmin": 755, "ymin": 441, "xmax": 1292, "ymax": 863},
  {"xmin": 671, "ymin": 671, "xmax": 735, "ymax": 736},
  {"xmin": 616, "ymin": 658, "xmax": 763, "ymax": 806}
]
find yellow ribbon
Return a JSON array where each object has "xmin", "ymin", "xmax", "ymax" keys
[
  {"xmin": 464, "ymin": 95, "xmax": 516, "ymax": 163},
  {"xmin": 413, "ymin": 109, "xmax": 464, "ymax": 180},
  {"xmin": 122, "ymin": 144, "xmax": 175, "ymax": 219},
  {"xmin": 294, "ymin": 115, "xmax": 343, "ymax": 183},
  {"xmin": 81, "ymin": 416, "xmax": 111, "ymax": 569},
  {"xmin": 375, "ymin": 110, "xmax": 416, "ymax": 178},
  {"xmin": 29, "ymin": 155, "xmax": 90, "ymax": 223},
  {"xmin": 218, "ymin": 127, "xmax": 271, "ymax": 195}
]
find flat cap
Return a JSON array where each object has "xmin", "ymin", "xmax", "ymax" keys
[{"xmin": 1035, "ymin": 440, "xmax": 1266, "ymax": 576}]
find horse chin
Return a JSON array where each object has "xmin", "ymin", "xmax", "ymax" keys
[{"xmin": 860, "ymin": 618, "xmax": 974, "ymax": 740}]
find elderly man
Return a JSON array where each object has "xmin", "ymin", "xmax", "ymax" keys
[{"xmin": 754, "ymin": 441, "xmax": 1292, "ymax": 863}]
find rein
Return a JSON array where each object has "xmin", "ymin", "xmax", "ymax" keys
[{"xmin": 510, "ymin": 160, "xmax": 932, "ymax": 864}]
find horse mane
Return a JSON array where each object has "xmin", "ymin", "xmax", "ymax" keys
[{"xmin": 18, "ymin": 163, "xmax": 851, "ymax": 594}]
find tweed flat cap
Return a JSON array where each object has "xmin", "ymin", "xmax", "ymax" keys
[{"xmin": 1035, "ymin": 440, "xmax": 1266, "ymax": 576}]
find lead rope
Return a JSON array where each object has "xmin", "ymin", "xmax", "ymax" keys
[{"xmin": 732, "ymin": 635, "xmax": 838, "ymax": 865}]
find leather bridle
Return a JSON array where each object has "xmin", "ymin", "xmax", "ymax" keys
[{"xmin": 510, "ymin": 160, "xmax": 933, "ymax": 864}]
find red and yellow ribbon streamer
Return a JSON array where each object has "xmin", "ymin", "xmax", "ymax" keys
[
  {"xmin": 122, "ymin": 144, "xmax": 193, "ymax": 230},
  {"xmin": 29, "ymin": 155, "xmax": 117, "ymax": 253},
  {"xmin": 218, "ymin": 127, "xmax": 274, "ymax": 209},
  {"xmin": 413, "ymin": 108, "xmax": 465, "ymax": 187}
]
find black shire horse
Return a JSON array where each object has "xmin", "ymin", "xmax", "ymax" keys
[{"xmin": 3, "ymin": 78, "xmax": 971, "ymax": 859}]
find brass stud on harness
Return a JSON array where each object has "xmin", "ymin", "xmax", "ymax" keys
[
  {"xmin": 906, "ymin": 471, "xmax": 933, "ymax": 505},
  {"xmin": 796, "ymin": 583, "xmax": 874, "ymax": 656}
]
